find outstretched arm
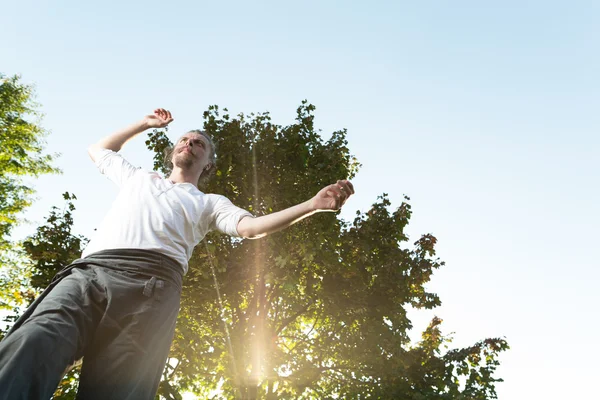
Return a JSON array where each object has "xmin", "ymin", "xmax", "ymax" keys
[
  {"xmin": 236, "ymin": 180, "xmax": 355, "ymax": 239},
  {"xmin": 87, "ymin": 108, "xmax": 173, "ymax": 163}
]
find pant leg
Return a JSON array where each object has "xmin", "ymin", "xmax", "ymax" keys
[
  {"xmin": 0, "ymin": 267, "xmax": 103, "ymax": 400},
  {"xmin": 76, "ymin": 267, "xmax": 181, "ymax": 400}
]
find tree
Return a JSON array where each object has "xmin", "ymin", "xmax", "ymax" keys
[
  {"xmin": 4, "ymin": 193, "xmax": 88, "ymax": 398},
  {"xmin": 1, "ymin": 101, "xmax": 507, "ymax": 399},
  {"xmin": 0, "ymin": 192, "xmax": 87, "ymax": 398},
  {"xmin": 0, "ymin": 72, "xmax": 59, "ymax": 338},
  {"xmin": 146, "ymin": 102, "xmax": 508, "ymax": 399},
  {"xmin": 21, "ymin": 192, "xmax": 88, "ymax": 292},
  {"xmin": 0, "ymin": 73, "xmax": 59, "ymax": 250},
  {"xmin": 0, "ymin": 245, "xmax": 36, "ymax": 338}
]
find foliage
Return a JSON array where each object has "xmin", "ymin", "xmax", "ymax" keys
[
  {"xmin": 147, "ymin": 101, "xmax": 508, "ymax": 399},
  {"xmin": 22, "ymin": 192, "xmax": 88, "ymax": 291},
  {"xmin": 0, "ymin": 246, "xmax": 37, "ymax": 340},
  {"xmin": 0, "ymin": 100, "xmax": 508, "ymax": 399},
  {"xmin": 0, "ymin": 193, "xmax": 87, "ymax": 398},
  {"xmin": 0, "ymin": 73, "xmax": 59, "ymax": 250}
]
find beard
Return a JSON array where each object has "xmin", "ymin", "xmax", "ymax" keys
[{"xmin": 172, "ymin": 151, "xmax": 196, "ymax": 170}]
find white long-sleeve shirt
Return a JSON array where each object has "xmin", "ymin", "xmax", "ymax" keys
[{"xmin": 81, "ymin": 149, "xmax": 252, "ymax": 274}]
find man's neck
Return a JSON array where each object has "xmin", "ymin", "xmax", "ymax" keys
[{"xmin": 168, "ymin": 168, "xmax": 200, "ymax": 185}]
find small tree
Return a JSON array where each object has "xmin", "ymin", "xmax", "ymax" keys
[
  {"xmin": 21, "ymin": 193, "xmax": 87, "ymax": 399},
  {"xmin": 0, "ymin": 73, "xmax": 59, "ymax": 250},
  {"xmin": 21, "ymin": 192, "xmax": 88, "ymax": 291}
]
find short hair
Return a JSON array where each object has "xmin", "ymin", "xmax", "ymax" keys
[{"xmin": 164, "ymin": 130, "xmax": 217, "ymax": 188}]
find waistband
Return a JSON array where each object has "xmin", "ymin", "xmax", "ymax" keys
[{"xmin": 70, "ymin": 248, "xmax": 184, "ymax": 292}]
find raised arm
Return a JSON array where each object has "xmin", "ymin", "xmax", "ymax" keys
[
  {"xmin": 236, "ymin": 179, "xmax": 355, "ymax": 239},
  {"xmin": 87, "ymin": 108, "xmax": 173, "ymax": 163}
]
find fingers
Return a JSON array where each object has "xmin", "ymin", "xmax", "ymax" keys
[
  {"xmin": 337, "ymin": 179, "xmax": 355, "ymax": 195},
  {"xmin": 153, "ymin": 108, "xmax": 174, "ymax": 125},
  {"xmin": 335, "ymin": 180, "xmax": 354, "ymax": 206},
  {"xmin": 345, "ymin": 180, "xmax": 355, "ymax": 194},
  {"xmin": 154, "ymin": 108, "xmax": 165, "ymax": 120},
  {"xmin": 325, "ymin": 189, "xmax": 342, "ymax": 210},
  {"xmin": 324, "ymin": 180, "xmax": 355, "ymax": 210}
]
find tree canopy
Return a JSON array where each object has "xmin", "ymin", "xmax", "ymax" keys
[
  {"xmin": 148, "ymin": 102, "xmax": 508, "ymax": 399},
  {"xmin": 0, "ymin": 73, "xmax": 59, "ymax": 250},
  {"xmin": 1, "ymin": 100, "xmax": 508, "ymax": 399},
  {"xmin": 0, "ymin": 72, "xmax": 59, "ymax": 339}
]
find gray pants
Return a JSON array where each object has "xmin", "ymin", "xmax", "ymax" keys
[{"xmin": 0, "ymin": 249, "xmax": 183, "ymax": 400}]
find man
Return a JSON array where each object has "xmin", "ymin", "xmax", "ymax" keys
[{"xmin": 0, "ymin": 108, "xmax": 354, "ymax": 399}]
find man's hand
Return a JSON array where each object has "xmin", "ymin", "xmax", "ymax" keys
[
  {"xmin": 237, "ymin": 179, "xmax": 356, "ymax": 239},
  {"xmin": 144, "ymin": 108, "xmax": 174, "ymax": 128},
  {"xmin": 310, "ymin": 180, "xmax": 355, "ymax": 212},
  {"xmin": 88, "ymin": 108, "xmax": 174, "ymax": 162}
]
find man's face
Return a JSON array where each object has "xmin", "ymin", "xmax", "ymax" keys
[{"xmin": 172, "ymin": 132, "xmax": 211, "ymax": 172}]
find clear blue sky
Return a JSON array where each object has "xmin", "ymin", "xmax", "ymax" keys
[{"xmin": 2, "ymin": 1, "xmax": 599, "ymax": 398}]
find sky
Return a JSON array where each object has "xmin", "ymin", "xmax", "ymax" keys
[{"xmin": 2, "ymin": 1, "xmax": 599, "ymax": 398}]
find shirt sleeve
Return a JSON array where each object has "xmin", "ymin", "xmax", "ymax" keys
[
  {"xmin": 94, "ymin": 148, "xmax": 139, "ymax": 188},
  {"xmin": 209, "ymin": 195, "xmax": 253, "ymax": 237}
]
